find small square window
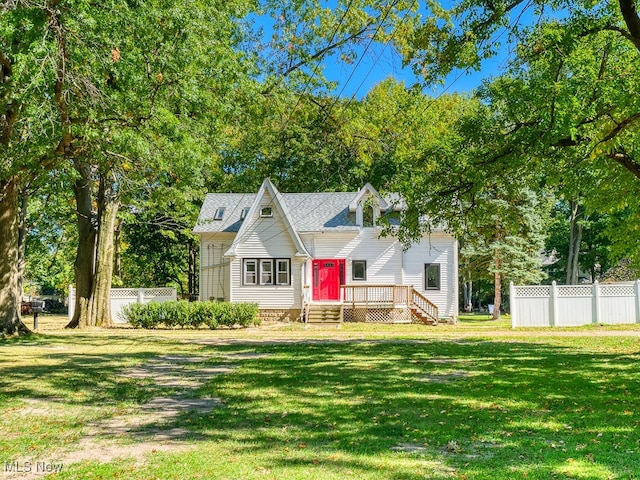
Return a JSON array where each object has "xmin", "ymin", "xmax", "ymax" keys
[
  {"xmin": 424, "ymin": 263, "xmax": 440, "ymax": 290},
  {"xmin": 240, "ymin": 207, "xmax": 250, "ymax": 220},
  {"xmin": 260, "ymin": 206, "xmax": 273, "ymax": 217},
  {"xmin": 214, "ymin": 207, "xmax": 225, "ymax": 220},
  {"xmin": 352, "ymin": 260, "xmax": 367, "ymax": 281}
]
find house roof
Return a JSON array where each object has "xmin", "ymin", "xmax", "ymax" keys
[
  {"xmin": 224, "ymin": 178, "xmax": 310, "ymax": 257},
  {"xmin": 193, "ymin": 181, "xmax": 404, "ymax": 235}
]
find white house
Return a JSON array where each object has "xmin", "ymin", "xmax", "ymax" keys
[{"xmin": 193, "ymin": 178, "xmax": 458, "ymax": 324}]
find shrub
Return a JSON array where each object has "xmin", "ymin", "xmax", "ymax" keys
[
  {"xmin": 123, "ymin": 302, "xmax": 162, "ymax": 328},
  {"xmin": 121, "ymin": 300, "xmax": 260, "ymax": 329},
  {"xmin": 190, "ymin": 301, "xmax": 216, "ymax": 329},
  {"xmin": 161, "ymin": 301, "xmax": 191, "ymax": 328},
  {"xmin": 233, "ymin": 303, "xmax": 260, "ymax": 327},
  {"xmin": 216, "ymin": 302, "xmax": 235, "ymax": 327}
]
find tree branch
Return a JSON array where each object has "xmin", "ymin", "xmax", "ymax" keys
[
  {"xmin": 618, "ymin": 0, "xmax": 640, "ymax": 51},
  {"xmin": 261, "ymin": 26, "xmax": 371, "ymax": 95},
  {"xmin": 607, "ymin": 149, "xmax": 640, "ymax": 179}
]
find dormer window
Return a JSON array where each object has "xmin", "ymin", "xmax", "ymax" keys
[
  {"xmin": 362, "ymin": 204, "xmax": 374, "ymax": 227},
  {"xmin": 240, "ymin": 207, "xmax": 250, "ymax": 220},
  {"xmin": 213, "ymin": 207, "xmax": 225, "ymax": 221},
  {"xmin": 260, "ymin": 206, "xmax": 273, "ymax": 218}
]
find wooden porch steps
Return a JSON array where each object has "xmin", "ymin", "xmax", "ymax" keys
[
  {"xmin": 306, "ymin": 304, "xmax": 343, "ymax": 324},
  {"xmin": 411, "ymin": 308, "xmax": 438, "ymax": 325}
]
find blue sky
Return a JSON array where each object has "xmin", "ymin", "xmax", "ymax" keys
[
  {"xmin": 322, "ymin": 45, "xmax": 507, "ymax": 99},
  {"xmin": 285, "ymin": 0, "xmax": 538, "ymax": 99},
  {"xmin": 253, "ymin": 1, "xmax": 533, "ymax": 99}
]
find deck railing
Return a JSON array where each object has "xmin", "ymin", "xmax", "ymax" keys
[
  {"xmin": 342, "ymin": 285, "xmax": 412, "ymax": 307},
  {"xmin": 411, "ymin": 288, "xmax": 439, "ymax": 324},
  {"xmin": 303, "ymin": 284, "xmax": 439, "ymax": 324}
]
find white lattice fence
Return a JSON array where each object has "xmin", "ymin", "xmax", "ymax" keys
[
  {"xmin": 68, "ymin": 286, "xmax": 177, "ymax": 324},
  {"xmin": 511, "ymin": 281, "xmax": 640, "ymax": 328}
]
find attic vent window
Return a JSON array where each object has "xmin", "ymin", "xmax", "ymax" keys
[
  {"xmin": 240, "ymin": 207, "xmax": 250, "ymax": 220},
  {"xmin": 214, "ymin": 207, "xmax": 225, "ymax": 220},
  {"xmin": 260, "ymin": 206, "xmax": 273, "ymax": 218}
]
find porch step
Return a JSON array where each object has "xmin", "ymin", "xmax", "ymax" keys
[
  {"xmin": 411, "ymin": 308, "xmax": 438, "ymax": 326},
  {"xmin": 306, "ymin": 304, "xmax": 343, "ymax": 324}
]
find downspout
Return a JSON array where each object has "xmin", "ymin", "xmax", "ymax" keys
[
  {"xmin": 401, "ymin": 241, "xmax": 405, "ymax": 286},
  {"xmin": 452, "ymin": 237, "xmax": 459, "ymax": 324}
]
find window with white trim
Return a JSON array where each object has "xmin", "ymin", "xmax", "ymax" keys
[
  {"xmin": 243, "ymin": 258, "xmax": 291, "ymax": 286},
  {"xmin": 424, "ymin": 263, "xmax": 441, "ymax": 290},
  {"xmin": 260, "ymin": 259, "xmax": 273, "ymax": 285},
  {"xmin": 214, "ymin": 207, "xmax": 225, "ymax": 220},
  {"xmin": 260, "ymin": 205, "xmax": 273, "ymax": 217},
  {"xmin": 352, "ymin": 260, "xmax": 367, "ymax": 280},
  {"xmin": 362, "ymin": 204, "xmax": 374, "ymax": 227},
  {"xmin": 276, "ymin": 259, "xmax": 290, "ymax": 285},
  {"xmin": 243, "ymin": 259, "xmax": 257, "ymax": 285}
]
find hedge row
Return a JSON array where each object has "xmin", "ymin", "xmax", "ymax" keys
[{"xmin": 121, "ymin": 301, "xmax": 260, "ymax": 329}]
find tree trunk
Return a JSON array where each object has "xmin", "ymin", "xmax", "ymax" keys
[
  {"xmin": 87, "ymin": 172, "xmax": 119, "ymax": 327},
  {"xmin": 66, "ymin": 163, "xmax": 97, "ymax": 328},
  {"xmin": 0, "ymin": 178, "xmax": 30, "ymax": 335},
  {"xmin": 114, "ymin": 219, "xmax": 122, "ymax": 279},
  {"xmin": 493, "ymin": 258, "xmax": 502, "ymax": 320},
  {"xmin": 188, "ymin": 237, "xmax": 197, "ymax": 297},
  {"xmin": 566, "ymin": 200, "xmax": 584, "ymax": 285},
  {"xmin": 17, "ymin": 190, "xmax": 28, "ymax": 298}
]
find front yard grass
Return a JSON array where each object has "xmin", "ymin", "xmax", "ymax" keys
[{"xmin": 2, "ymin": 323, "xmax": 640, "ymax": 479}]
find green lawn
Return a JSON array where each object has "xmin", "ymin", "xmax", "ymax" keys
[{"xmin": 2, "ymin": 320, "xmax": 640, "ymax": 479}]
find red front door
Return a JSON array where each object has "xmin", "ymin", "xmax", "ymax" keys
[{"xmin": 312, "ymin": 259, "xmax": 345, "ymax": 301}]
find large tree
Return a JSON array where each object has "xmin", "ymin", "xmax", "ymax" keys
[
  {"xmin": 1, "ymin": 3, "xmax": 64, "ymax": 334},
  {"xmin": 401, "ymin": 0, "xmax": 640, "ymax": 211}
]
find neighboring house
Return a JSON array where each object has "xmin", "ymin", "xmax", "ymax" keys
[{"xmin": 193, "ymin": 178, "xmax": 458, "ymax": 324}]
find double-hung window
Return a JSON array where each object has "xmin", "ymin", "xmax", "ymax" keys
[
  {"xmin": 260, "ymin": 259, "xmax": 273, "ymax": 285},
  {"xmin": 276, "ymin": 259, "xmax": 290, "ymax": 285},
  {"xmin": 244, "ymin": 259, "xmax": 258, "ymax": 285},
  {"xmin": 243, "ymin": 258, "xmax": 291, "ymax": 286}
]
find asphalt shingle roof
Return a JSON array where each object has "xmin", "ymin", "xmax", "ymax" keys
[{"xmin": 194, "ymin": 191, "xmax": 360, "ymax": 233}]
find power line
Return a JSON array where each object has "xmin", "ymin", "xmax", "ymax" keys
[{"xmin": 207, "ymin": 1, "xmax": 530, "ymax": 247}]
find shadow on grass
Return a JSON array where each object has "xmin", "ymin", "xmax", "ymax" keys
[
  {"xmin": 2, "ymin": 334, "xmax": 640, "ymax": 479},
  {"xmin": 194, "ymin": 340, "xmax": 640, "ymax": 479}
]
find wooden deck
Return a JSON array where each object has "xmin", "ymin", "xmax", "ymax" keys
[{"xmin": 303, "ymin": 285, "xmax": 438, "ymax": 325}]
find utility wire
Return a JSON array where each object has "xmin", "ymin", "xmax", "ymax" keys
[{"xmin": 207, "ymin": 0, "xmax": 530, "ymax": 247}]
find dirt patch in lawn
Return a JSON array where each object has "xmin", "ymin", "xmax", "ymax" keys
[{"xmin": 7, "ymin": 355, "xmax": 236, "ymax": 479}]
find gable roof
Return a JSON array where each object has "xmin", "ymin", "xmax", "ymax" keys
[
  {"xmin": 224, "ymin": 178, "xmax": 310, "ymax": 257},
  {"xmin": 348, "ymin": 183, "xmax": 390, "ymax": 212},
  {"xmin": 193, "ymin": 180, "xmax": 407, "ymax": 235}
]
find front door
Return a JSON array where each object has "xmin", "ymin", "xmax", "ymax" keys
[{"xmin": 312, "ymin": 259, "xmax": 345, "ymax": 301}]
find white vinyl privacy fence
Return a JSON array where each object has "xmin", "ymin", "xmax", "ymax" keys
[
  {"xmin": 510, "ymin": 281, "xmax": 640, "ymax": 327},
  {"xmin": 68, "ymin": 286, "xmax": 177, "ymax": 324}
]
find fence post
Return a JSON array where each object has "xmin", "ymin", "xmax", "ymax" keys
[
  {"xmin": 68, "ymin": 285, "xmax": 75, "ymax": 321},
  {"xmin": 138, "ymin": 288, "xmax": 145, "ymax": 305},
  {"xmin": 509, "ymin": 282, "xmax": 516, "ymax": 328},
  {"xmin": 635, "ymin": 280, "xmax": 640, "ymax": 324},
  {"xmin": 592, "ymin": 281, "xmax": 601, "ymax": 324},
  {"xmin": 550, "ymin": 281, "xmax": 558, "ymax": 327}
]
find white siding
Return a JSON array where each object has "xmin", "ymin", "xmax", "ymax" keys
[
  {"xmin": 402, "ymin": 233, "xmax": 457, "ymax": 319},
  {"xmin": 301, "ymin": 229, "xmax": 458, "ymax": 319},
  {"xmin": 199, "ymin": 233, "xmax": 234, "ymax": 302},
  {"xmin": 231, "ymin": 192, "xmax": 303, "ymax": 308},
  {"xmin": 300, "ymin": 230, "xmax": 403, "ymax": 284}
]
